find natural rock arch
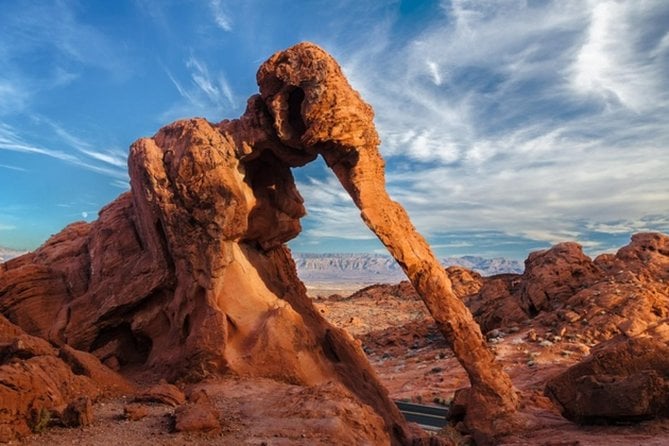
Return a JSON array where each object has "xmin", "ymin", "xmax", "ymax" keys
[{"xmin": 0, "ymin": 42, "xmax": 517, "ymax": 444}]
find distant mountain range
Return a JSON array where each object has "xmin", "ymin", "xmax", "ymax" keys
[
  {"xmin": 293, "ymin": 253, "xmax": 523, "ymax": 284},
  {"xmin": 0, "ymin": 247, "xmax": 523, "ymax": 282},
  {"xmin": 0, "ymin": 247, "xmax": 26, "ymax": 263}
]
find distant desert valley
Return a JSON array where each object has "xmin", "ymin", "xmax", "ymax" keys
[{"xmin": 1, "ymin": 43, "xmax": 668, "ymax": 446}]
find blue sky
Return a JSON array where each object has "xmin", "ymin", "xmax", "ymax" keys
[{"xmin": 1, "ymin": 0, "xmax": 668, "ymax": 259}]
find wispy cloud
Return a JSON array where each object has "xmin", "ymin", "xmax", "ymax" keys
[
  {"xmin": 0, "ymin": 121, "xmax": 128, "ymax": 183},
  {"xmin": 0, "ymin": 122, "xmax": 80, "ymax": 163},
  {"xmin": 571, "ymin": 0, "xmax": 669, "ymax": 112},
  {"xmin": 208, "ymin": 0, "xmax": 233, "ymax": 31},
  {"xmin": 0, "ymin": 163, "xmax": 27, "ymax": 172},
  {"xmin": 296, "ymin": 175, "xmax": 376, "ymax": 241},
  {"xmin": 162, "ymin": 56, "xmax": 237, "ymax": 120},
  {"xmin": 45, "ymin": 120, "xmax": 128, "ymax": 169},
  {"xmin": 302, "ymin": 0, "xmax": 669, "ymax": 256}
]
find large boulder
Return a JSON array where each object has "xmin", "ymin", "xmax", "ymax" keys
[
  {"xmin": 518, "ymin": 242, "xmax": 603, "ymax": 315},
  {"xmin": 545, "ymin": 336, "xmax": 669, "ymax": 424}
]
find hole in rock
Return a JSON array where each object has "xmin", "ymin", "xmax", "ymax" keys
[
  {"xmin": 287, "ymin": 87, "xmax": 307, "ymax": 137},
  {"xmin": 182, "ymin": 314, "xmax": 191, "ymax": 339},
  {"xmin": 91, "ymin": 322, "xmax": 152, "ymax": 367},
  {"xmin": 284, "ymin": 157, "xmax": 462, "ymax": 406}
]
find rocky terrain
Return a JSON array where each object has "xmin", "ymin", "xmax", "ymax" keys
[
  {"xmin": 294, "ymin": 253, "xmax": 523, "ymax": 286},
  {"xmin": 0, "ymin": 41, "xmax": 668, "ymax": 446},
  {"xmin": 315, "ymin": 232, "xmax": 669, "ymax": 444},
  {"xmin": 1, "ymin": 42, "xmax": 508, "ymax": 445}
]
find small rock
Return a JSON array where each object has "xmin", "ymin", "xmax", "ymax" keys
[
  {"xmin": 60, "ymin": 397, "xmax": 94, "ymax": 427},
  {"xmin": 173, "ymin": 390, "xmax": 220, "ymax": 433},
  {"xmin": 561, "ymin": 310, "xmax": 581, "ymax": 323},
  {"xmin": 103, "ymin": 355, "xmax": 121, "ymax": 371},
  {"xmin": 540, "ymin": 340, "xmax": 554, "ymax": 348},
  {"xmin": 123, "ymin": 404, "xmax": 149, "ymax": 421},
  {"xmin": 134, "ymin": 382, "xmax": 186, "ymax": 407}
]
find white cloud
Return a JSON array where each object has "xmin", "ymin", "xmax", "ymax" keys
[
  {"xmin": 571, "ymin": 0, "xmax": 669, "ymax": 112},
  {"xmin": 0, "ymin": 122, "xmax": 79, "ymax": 163},
  {"xmin": 209, "ymin": 0, "xmax": 233, "ymax": 31},
  {"xmin": 0, "ymin": 121, "xmax": 129, "ymax": 182},
  {"xmin": 296, "ymin": 175, "xmax": 376, "ymax": 241},
  {"xmin": 318, "ymin": 0, "xmax": 669, "ymax": 255},
  {"xmin": 0, "ymin": 163, "xmax": 27, "ymax": 172},
  {"xmin": 162, "ymin": 56, "xmax": 237, "ymax": 121}
]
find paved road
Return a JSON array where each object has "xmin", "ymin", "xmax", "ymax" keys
[{"xmin": 395, "ymin": 401, "xmax": 448, "ymax": 431}]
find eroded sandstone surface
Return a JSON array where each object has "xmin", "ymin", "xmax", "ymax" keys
[{"xmin": 0, "ymin": 42, "xmax": 512, "ymax": 444}]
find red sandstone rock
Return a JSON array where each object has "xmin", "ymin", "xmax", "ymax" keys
[
  {"xmin": 545, "ymin": 336, "xmax": 669, "ymax": 424},
  {"xmin": 4, "ymin": 42, "xmax": 451, "ymax": 445},
  {"xmin": 59, "ymin": 397, "xmax": 94, "ymax": 428},
  {"xmin": 257, "ymin": 41, "xmax": 519, "ymax": 442},
  {"xmin": 173, "ymin": 390, "xmax": 220, "ymax": 433},
  {"xmin": 134, "ymin": 382, "xmax": 186, "ymax": 407},
  {"xmin": 123, "ymin": 403, "xmax": 149, "ymax": 421},
  {"xmin": 0, "ymin": 315, "xmax": 130, "ymax": 442},
  {"xmin": 446, "ymin": 266, "xmax": 483, "ymax": 297},
  {"xmin": 519, "ymin": 242, "xmax": 603, "ymax": 315}
]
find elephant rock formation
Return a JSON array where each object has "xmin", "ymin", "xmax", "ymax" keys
[{"xmin": 0, "ymin": 42, "xmax": 516, "ymax": 444}]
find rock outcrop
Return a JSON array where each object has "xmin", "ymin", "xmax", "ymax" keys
[
  {"xmin": 545, "ymin": 336, "xmax": 669, "ymax": 424},
  {"xmin": 0, "ymin": 314, "xmax": 133, "ymax": 442},
  {"xmin": 463, "ymin": 233, "xmax": 669, "ymax": 338},
  {"xmin": 1, "ymin": 42, "xmax": 517, "ymax": 444}
]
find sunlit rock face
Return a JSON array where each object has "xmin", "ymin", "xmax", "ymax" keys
[{"xmin": 2, "ymin": 42, "xmax": 544, "ymax": 444}]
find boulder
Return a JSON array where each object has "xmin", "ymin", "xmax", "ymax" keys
[
  {"xmin": 173, "ymin": 390, "xmax": 221, "ymax": 433},
  {"xmin": 519, "ymin": 242, "xmax": 602, "ymax": 315},
  {"xmin": 545, "ymin": 336, "xmax": 669, "ymax": 424},
  {"xmin": 134, "ymin": 382, "xmax": 186, "ymax": 407}
]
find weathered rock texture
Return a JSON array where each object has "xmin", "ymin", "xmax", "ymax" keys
[
  {"xmin": 0, "ymin": 314, "xmax": 133, "ymax": 442},
  {"xmin": 456, "ymin": 232, "xmax": 669, "ymax": 427},
  {"xmin": 461, "ymin": 233, "xmax": 669, "ymax": 338},
  {"xmin": 545, "ymin": 336, "xmax": 669, "ymax": 424},
  {"xmin": 0, "ymin": 42, "xmax": 515, "ymax": 443}
]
